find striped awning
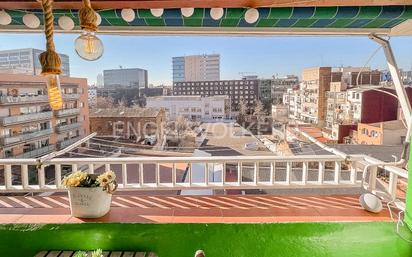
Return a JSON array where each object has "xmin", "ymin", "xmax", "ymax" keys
[{"xmin": 4, "ymin": 6, "xmax": 412, "ymax": 29}]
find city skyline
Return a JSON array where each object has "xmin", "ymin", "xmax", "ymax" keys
[{"xmin": 1, "ymin": 33, "xmax": 412, "ymax": 85}]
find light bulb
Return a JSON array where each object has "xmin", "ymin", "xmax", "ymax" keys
[
  {"xmin": 74, "ymin": 31, "xmax": 104, "ymax": 61},
  {"xmin": 46, "ymin": 74, "xmax": 63, "ymax": 110}
]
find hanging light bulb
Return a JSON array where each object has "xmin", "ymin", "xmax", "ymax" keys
[
  {"xmin": 39, "ymin": 0, "xmax": 63, "ymax": 111},
  {"xmin": 76, "ymin": 0, "xmax": 104, "ymax": 61},
  {"xmin": 45, "ymin": 74, "xmax": 63, "ymax": 110},
  {"xmin": 0, "ymin": 10, "xmax": 12, "ymax": 25},
  {"xmin": 74, "ymin": 31, "xmax": 104, "ymax": 61}
]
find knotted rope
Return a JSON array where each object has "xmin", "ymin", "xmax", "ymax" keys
[
  {"xmin": 39, "ymin": 0, "xmax": 61, "ymax": 75},
  {"xmin": 79, "ymin": 0, "xmax": 98, "ymax": 32}
]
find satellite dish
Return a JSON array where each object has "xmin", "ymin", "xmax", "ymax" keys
[{"xmin": 359, "ymin": 193, "xmax": 383, "ymax": 213}]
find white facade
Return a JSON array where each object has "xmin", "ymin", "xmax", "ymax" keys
[
  {"xmin": 88, "ymin": 86, "xmax": 97, "ymax": 107},
  {"xmin": 146, "ymin": 95, "xmax": 229, "ymax": 121}
]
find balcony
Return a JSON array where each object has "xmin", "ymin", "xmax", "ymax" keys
[
  {"xmin": 63, "ymin": 93, "xmax": 80, "ymax": 100},
  {"xmin": 55, "ymin": 108, "xmax": 80, "ymax": 117},
  {"xmin": 57, "ymin": 136, "xmax": 81, "ymax": 149},
  {"xmin": 55, "ymin": 122, "xmax": 81, "ymax": 133},
  {"xmin": 13, "ymin": 144, "xmax": 55, "ymax": 159},
  {"xmin": 0, "ymin": 128, "xmax": 53, "ymax": 146},
  {"xmin": 0, "ymin": 94, "xmax": 49, "ymax": 105},
  {"xmin": 0, "ymin": 111, "xmax": 53, "ymax": 126}
]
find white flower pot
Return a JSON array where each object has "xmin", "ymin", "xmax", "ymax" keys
[{"xmin": 68, "ymin": 187, "xmax": 112, "ymax": 218}]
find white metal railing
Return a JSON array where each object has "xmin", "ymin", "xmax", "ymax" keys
[
  {"xmin": 0, "ymin": 154, "xmax": 406, "ymax": 201},
  {"xmin": 0, "ymin": 111, "xmax": 53, "ymax": 125},
  {"xmin": 0, "ymin": 95, "xmax": 49, "ymax": 104},
  {"xmin": 0, "ymin": 128, "xmax": 53, "ymax": 146},
  {"xmin": 55, "ymin": 108, "xmax": 80, "ymax": 117},
  {"xmin": 0, "ymin": 154, "xmax": 373, "ymax": 190}
]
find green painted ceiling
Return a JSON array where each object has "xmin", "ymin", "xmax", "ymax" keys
[{"xmin": 3, "ymin": 6, "xmax": 412, "ymax": 29}]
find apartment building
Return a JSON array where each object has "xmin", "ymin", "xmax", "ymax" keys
[
  {"xmin": 172, "ymin": 54, "xmax": 220, "ymax": 82},
  {"xmin": 272, "ymin": 75, "xmax": 299, "ymax": 104},
  {"xmin": 0, "ymin": 48, "xmax": 70, "ymax": 76},
  {"xmin": 146, "ymin": 95, "xmax": 230, "ymax": 121},
  {"xmin": 300, "ymin": 67, "xmax": 340, "ymax": 125},
  {"xmin": 0, "ymin": 74, "xmax": 89, "ymax": 158},
  {"xmin": 172, "ymin": 79, "xmax": 258, "ymax": 111},
  {"xmin": 88, "ymin": 86, "xmax": 97, "ymax": 108},
  {"xmin": 282, "ymin": 88, "xmax": 303, "ymax": 121},
  {"xmin": 355, "ymin": 120, "xmax": 406, "ymax": 145}
]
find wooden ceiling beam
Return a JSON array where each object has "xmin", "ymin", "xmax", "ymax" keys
[{"xmin": 0, "ymin": 0, "xmax": 410, "ymax": 10}]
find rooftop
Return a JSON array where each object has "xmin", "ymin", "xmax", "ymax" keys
[
  {"xmin": 199, "ymin": 122, "xmax": 273, "ymax": 156},
  {"xmin": 89, "ymin": 107, "xmax": 162, "ymax": 118},
  {"xmin": 365, "ymin": 119, "xmax": 407, "ymax": 130}
]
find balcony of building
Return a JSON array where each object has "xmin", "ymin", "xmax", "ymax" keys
[
  {"xmin": 62, "ymin": 93, "xmax": 80, "ymax": 100},
  {"xmin": 0, "ymin": 111, "xmax": 53, "ymax": 126},
  {"xmin": 13, "ymin": 144, "xmax": 55, "ymax": 159},
  {"xmin": 0, "ymin": 128, "xmax": 53, "ymax": 146},
  {"xmin": 0, "ymin": 94, "xmax": 49, "ymax": 105},
  {"xmin": 55, "ymin": 122, "xmax": 81, "ymax": 133},
  {"xmin": 54, "ymin": 108, "xmax": 80, "ymax": 118}
]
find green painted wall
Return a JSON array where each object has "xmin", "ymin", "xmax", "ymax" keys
[
  {"xmin": 0, "ymin": 222, "xmax": 410, "ymax": 257},
  {"xmin": 405, "ymin": 141, "xmax": 412, "ymax": 230}
]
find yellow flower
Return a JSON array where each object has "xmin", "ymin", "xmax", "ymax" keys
[
  {"xmin": 96, "ymin": 170, "xmax": 116, "ymax": 187},
  {"xmin": 62, "ymin": 170, "xmax": 87, "ymax": 187}
]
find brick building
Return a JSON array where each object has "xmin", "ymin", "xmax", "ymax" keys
[
  {"xmin": 0, "ymin": 73, "xmax": 89, "ymax": 158},
  {"xmin": 89, "ymin": 107, "xmax": 165, "ymax": 141}
]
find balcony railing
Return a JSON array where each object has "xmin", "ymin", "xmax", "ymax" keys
[
  {"xmin": 13, "ymin": 145, "xmax": 55, "ymax": 159},
  {"xmin": 0, "ymin": 154, "xmax": 406, "ymax": 203},
  {"xmin": 0, "ymin": 111, "xmax": 53, "ymax": 125},
  {"xmin": 0, "ymin": 128, "xmax": 53, "ymax": 146},
  {"xmin": 55, "ymin": 123, "xmax": 81, "ymax": 133},
  {"xmin": 0, "ymin": 95, "xmax": 49, "ymax": 105},
  {"xmin": 55, "ymin": 108, "xmax": 80, "ymax": 117},
  {"xmin": 63, "ymin": 93, "xmax": 80, "ymax": 100},
  {"xmin": 57, "ymin": 136, "xmax": 81, "ymax": 149}
]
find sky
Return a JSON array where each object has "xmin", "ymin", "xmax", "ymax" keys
[{"xmin": 1, "ymin": 33, "xmax": 412, "ymax": 85}]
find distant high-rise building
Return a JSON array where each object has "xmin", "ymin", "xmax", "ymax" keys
[
  {"xmin": 103, "ymin": 68, "xmax": 148, "ymax": 88},
  {"xmin": 96, "ymin": 73, "xmax": 104, "ymax": 88},
  {"xmin": 0, "ymin": 48, "xmax": 70, "ymax": 76},
  {"xmin": 172, "ymin": 54, "xmax": 220, "ymax": 82}
]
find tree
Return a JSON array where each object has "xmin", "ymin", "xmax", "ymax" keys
[
  {"xmin": 237, "ymin": 97, "xmax": 248, "ymax": 124},
  {"xmin": 95, "ymin": 96, "xmax": 114, "ymax": 108},
  {"xmin": 176, "ymin": 116, "xmax": 189, "ymax": 137},
  {"xmin": 253, "ymin": 100, "xmax": 266, "ymax": 121}
]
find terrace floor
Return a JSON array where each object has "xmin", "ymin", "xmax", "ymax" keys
[{"xmin": 0, "ymin": 194, "xmax": 394, "ymax": 224}]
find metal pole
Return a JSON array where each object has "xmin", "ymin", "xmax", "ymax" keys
[
  {"xmin": 368, "ymin": 34, "xmax": 412, "ymax": 127},
  {"xmin": 369, "ymin": 33, "xmax": 412, "ymax": 230}
]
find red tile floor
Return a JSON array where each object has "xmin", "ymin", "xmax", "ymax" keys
[{"xmin": 0, "ymin": 194, "xmax": 393, "ymax": 224}]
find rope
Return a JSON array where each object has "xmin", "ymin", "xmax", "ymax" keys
[
  {"xmin": 39, "ymin": 0, "xmax": 61, "ymax": 75},
  {"xmin": 79, "ymin": 0, "xmax": 97, "ymax": 32},
  {"xmin": 40, "ymin": 0, "xmax": 55, "ymax": 51}
]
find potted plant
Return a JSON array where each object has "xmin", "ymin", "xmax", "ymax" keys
[{"xmin": 62, "ymin": 171, "xmax": 117, "ymax": 218}]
